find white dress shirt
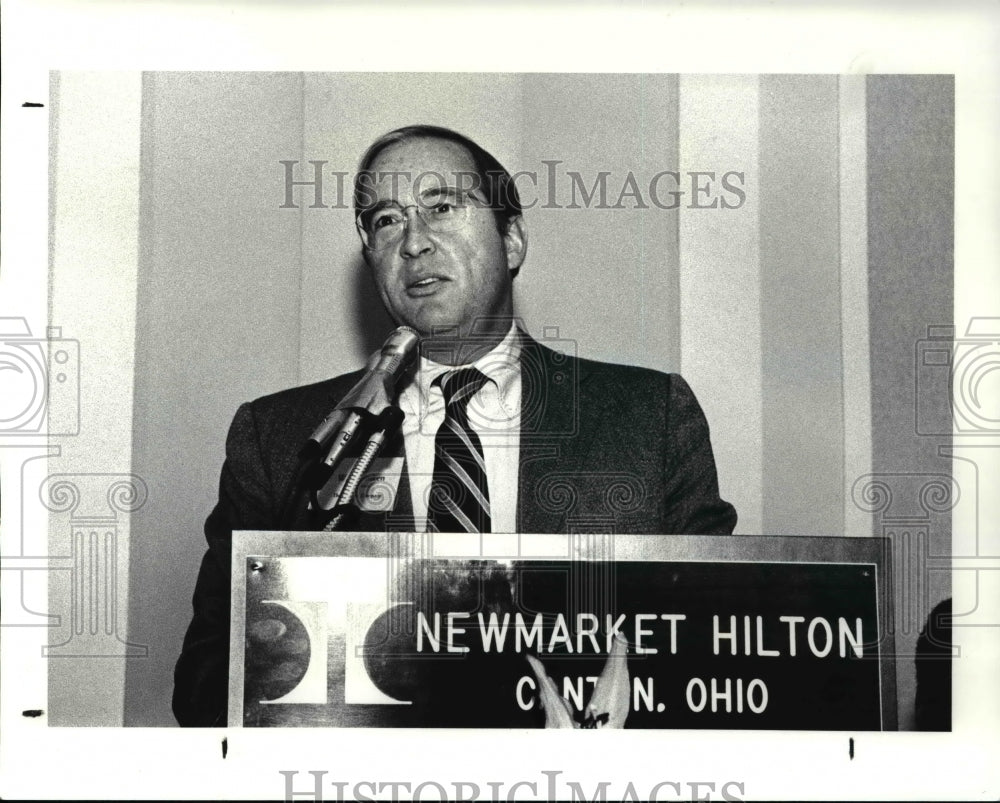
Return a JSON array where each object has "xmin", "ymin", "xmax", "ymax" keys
[{"xmin": 397, "ymin": 324, "xmax": 522, "ymax": 532}]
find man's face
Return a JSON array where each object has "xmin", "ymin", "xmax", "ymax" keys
[{"xmin": 361, "ymin": 137, "xmax": 525, "ymax": 345}]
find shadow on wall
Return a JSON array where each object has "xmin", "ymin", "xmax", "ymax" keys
[{"xmin": 350, "ymin": 251, "xmax": 396, "ymax": 356}]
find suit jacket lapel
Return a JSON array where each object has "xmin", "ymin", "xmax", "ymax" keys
[{"xmin": 516, "ymin": 332, "xmax": 595, "ymax": 534}]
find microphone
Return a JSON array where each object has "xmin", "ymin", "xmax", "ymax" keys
[
  {"xmin": 334, "ymin": 325, "xmax": 420, "ymax": 415},
  {"xmin": 301, "ymin": 326, "xmax": 420, "ymax": 465}
]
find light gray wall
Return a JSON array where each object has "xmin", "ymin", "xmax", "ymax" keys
[
  {"xmin": 867, "ymin": 75, "xmax": 954, "ymax": 730},
  {"xmin": 759, "ymin": 75, "xmax": 845, "ymax": 536},
  {"xmin": 125, "ymin": 72, "xmax": 306, "ymax": 724},
  {"xmin": 516, "ymin": 73, "xmax": 682, "ymax": 373}
]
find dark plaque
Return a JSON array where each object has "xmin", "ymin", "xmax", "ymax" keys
[{"xmin": 231, "ymin": 533, "xmax": 895, "ymax": 730}]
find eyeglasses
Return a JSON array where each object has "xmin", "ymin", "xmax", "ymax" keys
[{"xmin": 356, "ymin": 189, "xmax": 477, "ymax": 252}]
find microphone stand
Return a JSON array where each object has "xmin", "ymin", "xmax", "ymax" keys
[
  {"xmin": 320, "ymin": 406, "xmax": 404, "ymax": 532},
  {"xmin": 281, "ymin": 405, "xmax": 405, "ymax": 531},
  {"xmin": 278, "ymin": 410, "xmax": 366, "ymax": 530}
]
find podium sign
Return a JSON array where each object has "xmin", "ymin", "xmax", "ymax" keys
[{"xmin": 230, "ymin": 533, "xmax": 895, "ymax": 730}]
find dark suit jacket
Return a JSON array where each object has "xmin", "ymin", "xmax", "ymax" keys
[{"xmin": 173, "ymin": 335, "xmax": 737, "ymax": 726}]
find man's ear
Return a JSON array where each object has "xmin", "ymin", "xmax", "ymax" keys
[{"xmin": 503, "ymin": 215, "xmax": 527, "ymax": 275}]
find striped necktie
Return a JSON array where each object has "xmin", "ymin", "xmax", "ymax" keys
[{"xmin": 426, "ymin": 367, "xmax": 491, "ymax": 533}]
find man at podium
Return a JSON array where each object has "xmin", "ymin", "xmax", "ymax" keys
[{"xmin": 173, "ymin": 124, "xmax": 737, "ymax": 727}]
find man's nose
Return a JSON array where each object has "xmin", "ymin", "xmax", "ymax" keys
[{"xmin": 400, "ymin": 209, "xmax": 435, "ymax": 258}]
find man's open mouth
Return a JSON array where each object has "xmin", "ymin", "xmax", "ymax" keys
[{"xmin": 407, "ymin": 276, "xmax": 448, "ymax": 295}]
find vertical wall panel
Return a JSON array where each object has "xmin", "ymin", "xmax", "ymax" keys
[
  {"xmin": 839, "ymin": 75, "xmax": 873, "ymax": 538},
  {"xmin": 125, "ymin": 72, "xmax": 305, "ymax": 725},
  {"xmin": 867, "ymin": 75, "xmax": 954, "ymax": 730},
  {"xmin": 48, "ymin": 72, "xmax": 144, "ymax": 726},
  {"xmin": 679, "ymin": 75, "xmax": 762, "ymax": 534},
  {"xmin": 759, "ymin": 75, "xmax": 844, "ymax": 536}
]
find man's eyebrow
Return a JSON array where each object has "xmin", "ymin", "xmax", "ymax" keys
[
  {"xmin": 420, "ymin": 185, "xmax": 490, "ymax": 206},
  {"xmin": 417, "ymin": 185, "xmax": 462, "ymax": 202},
  {"xmin": 366, "ymin": 198, "xmax": 401, "ymax": 215},
  {"xmin": 364, "ymin": 186, "xmax": 473, "ymax": 215}
]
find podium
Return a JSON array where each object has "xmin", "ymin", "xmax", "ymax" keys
[{"xmin": 229, "ymin": 532, "xmax": 896, "ymax": 730}]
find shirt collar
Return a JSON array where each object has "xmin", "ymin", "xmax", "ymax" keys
[{"xmin": 412, "ymin": 323, "xmax": 521, "ymax": 407}]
